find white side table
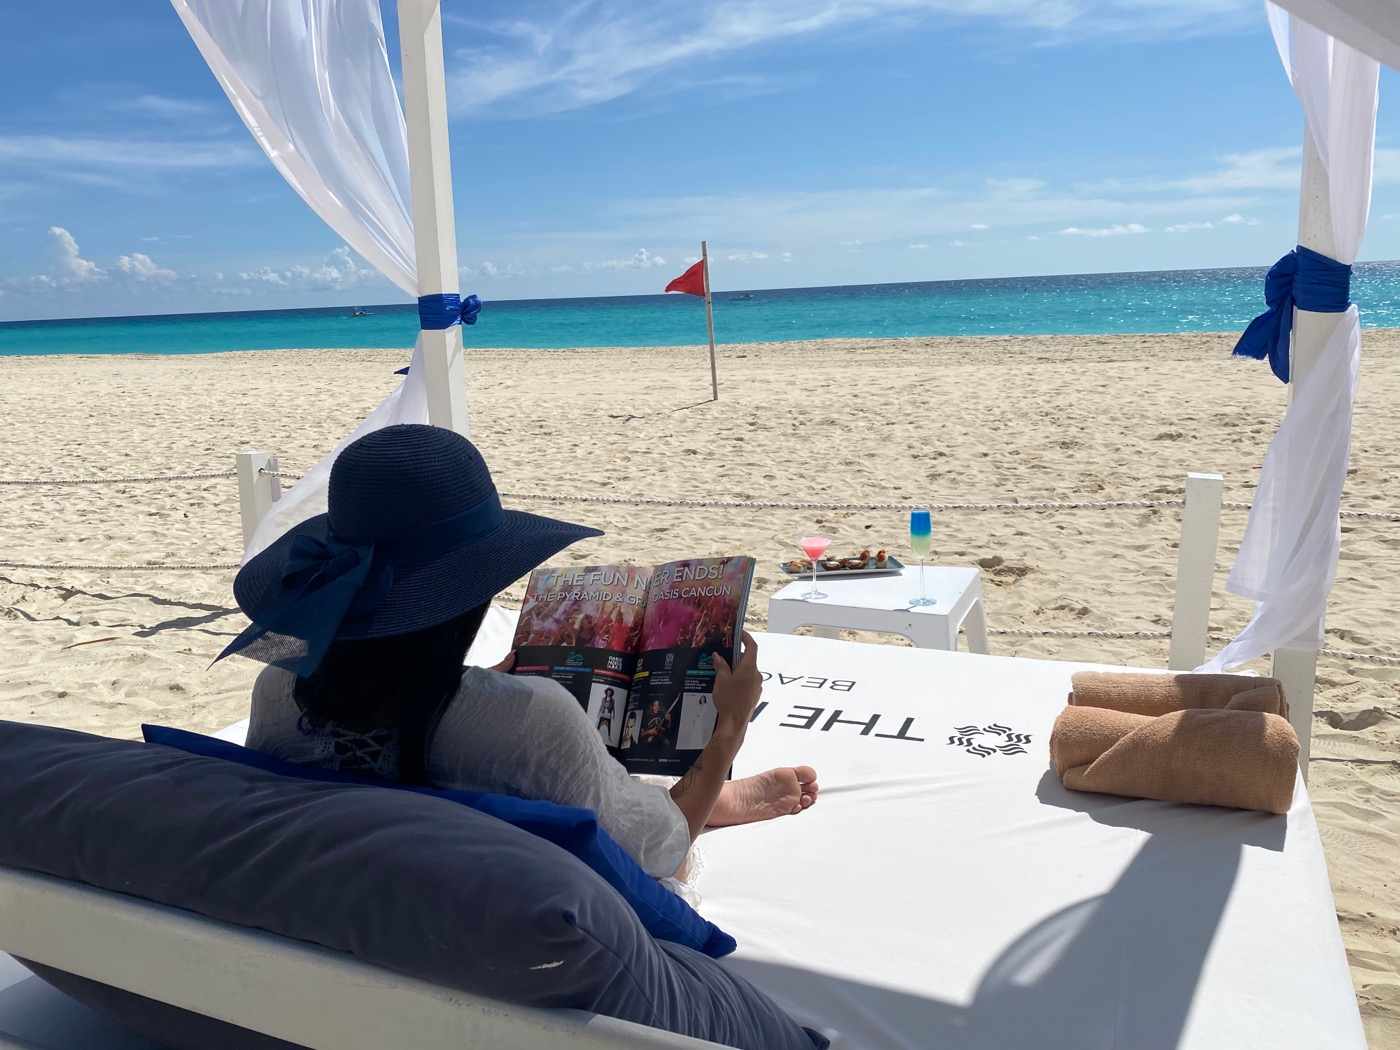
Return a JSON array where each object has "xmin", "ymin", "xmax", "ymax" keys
[{"xmin": 766, "ymin": 565, "xmax": 989, "ymax": 653}]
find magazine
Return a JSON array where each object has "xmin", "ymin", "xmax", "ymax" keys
[{"xmin": 511, "ymin": 556, "xmax": 756, "ymax": 776}]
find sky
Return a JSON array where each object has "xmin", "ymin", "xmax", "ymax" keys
[{"xmin": 1, "ymin": 0, "xmax": 1399, "ymax": 321}]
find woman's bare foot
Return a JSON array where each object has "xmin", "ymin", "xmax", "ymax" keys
[{"xmin": 706, "ymin": 766, "xmax": 819, "ymax": 827}]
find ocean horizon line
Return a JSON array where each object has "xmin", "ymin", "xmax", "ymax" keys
[
  {"xmin": 5, "ymin": 261, "xmax": 1400, "ymax": 357},
  {"xmin": 7, "ymin": 258, "xmax": 1400, "ymax": 329}
]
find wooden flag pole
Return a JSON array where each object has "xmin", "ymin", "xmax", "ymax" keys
[{"xmin": 701, "ymin": 240, "xmax": 718, "ymax": 401}]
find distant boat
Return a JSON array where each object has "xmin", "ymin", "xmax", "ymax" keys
[
  {"xmin": 733, "ymin": 292, "xmax": 755, "ymax": 301},
  {"xmin": 350, "ymin": 307, "xmax": 370, "ymax": 317}
]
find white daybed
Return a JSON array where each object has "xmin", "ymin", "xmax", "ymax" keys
[{"xmin": 0, "ymin": 611, "xmax": 1364, "ymax": 1049}]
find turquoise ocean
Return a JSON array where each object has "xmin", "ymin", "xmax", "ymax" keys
[{"xmin": 3, "ymin": 263, "xmax": 1399, "ymax": 356}]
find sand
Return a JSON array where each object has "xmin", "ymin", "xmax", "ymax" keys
[{"xmin": 2, "ymin": 331, "xmax": 1398, "ymax": 1043}]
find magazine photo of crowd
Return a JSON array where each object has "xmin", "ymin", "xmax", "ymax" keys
[
  {"xmin": 513, "ymin": 565, "xmax": 649, "ymax": 653},
  {"xmin": 640, "ymin": 557, "xmax": 753, "ymax": 655}
]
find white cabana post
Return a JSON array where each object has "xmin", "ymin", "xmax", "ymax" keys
[
  {"xmin": 171, "ymin": 0, "xmax": 470, "ymax": 559},
  {"xmin": 1202, "ymin": 8, "xmax": 1379, "ymax": 772},
  {"xmin": 1273, "ymin": 128, "xmax": 1351, "ymax": 770},
  {"xmin": 397, "ymin": 0, "xmax": 467, "ymax": 436}
]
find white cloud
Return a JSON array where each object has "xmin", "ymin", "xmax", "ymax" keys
[
  {"xmin": 239, "ymin": 246, "xmax": 377, "ymax": 291},
  {"xmin": 112, "ymin": 94, "xmax": 219, "ymax": 120},
  {"xmin": 463, "ymin": 259, "xmax": 529, "ymax": 279},
  {"xmin": 908, "ymin": 242, "xmax": 930, "ymax": 249},
  {"xmin": 840, "ymin": 239, "xmax": 864, "ymax": 249},
  {"xmin": 46, "ymin": 226, "xmax": 105, "ymax": 284},
  {"xmin": 949, "ymin": 239, "xmax": 968, "ymax": 247},
  {"xmin": 1058, "ymin": 222, "xmax": 1149, "ymax": 238},
  {"xmin": 590, "ymin": 248, "xmax": 667, "ymax": 271},
  {"xmin": 239, "ymin": 267, "xmax": 288, "ymax": 287},
  {"xmin": 1164, "ymin": 211, "xmax": 1261, "ymax": 233},
  {"xmin": 0, "ymin": 135, "xmax": 259, "ymax": 172},
  {"xmin": 986, "ymin": 177, "xmax": 1047, "ymax": 196},
  {"xmin": 725, "ymin": 250, "xmax": 769, "ymax": 262},
  {"xmin": 1026, "ymin": 234, "xmax": 1042, "ymax": 240},
  {"xmin": 969, "ymin": 223, "xmax": 990, "ymax": 230},
  {"xmin": 448, "ymin": 2, "xmax": 1255, "ymax": 117},
  {"xmin": 779, "ymin": 250, "xmax": 794, "ymax": 262},
  {"xmin": 117, "ymin": 252, "xmax": 177, "ymax": 281}
]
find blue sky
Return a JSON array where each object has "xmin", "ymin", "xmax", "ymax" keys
[{"xmin": 2, "ymin": 0, "xmax": 1399, "ymax": 321}]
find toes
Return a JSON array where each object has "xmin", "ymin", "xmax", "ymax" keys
[{"xmin": 795, "ymin": 765, "xmax": 818, "ymax": 786}]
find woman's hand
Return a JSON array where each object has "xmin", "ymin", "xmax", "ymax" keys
[{"xmin": 710, "ymin": 631, "xmax": 761, "ymax": 741}]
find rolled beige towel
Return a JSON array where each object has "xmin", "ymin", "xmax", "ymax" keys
[
  {"xmin": 1050, "ymin": 705, "xmax": 1300, "ymax": 815},
  {"xmin": 1050, "ymin": 706, "xmax": 1152, "ymax": 778},
  {"xmin": 1069, "ymin": 671, "xmax": 1288, "ymax": 719}
]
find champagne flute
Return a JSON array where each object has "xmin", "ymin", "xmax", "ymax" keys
[
  {"xmin": 798, "ymin": 535, "xmax": 832, "ymax": 600},
  {"xmin": 908, "ymin": 506, "xmax": 934, "ymax": 608}
]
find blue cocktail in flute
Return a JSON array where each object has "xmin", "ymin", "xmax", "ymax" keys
[{"xmin": 909, "ymin": 506, "xmax": 935, "ymax": 608}]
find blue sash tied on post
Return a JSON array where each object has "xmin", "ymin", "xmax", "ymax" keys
[
  {"xmin": 397, "ymin": 293, "xmax": 481, "ymax": 374},
  {"xmin": 1232, "ymin": 245, "xmax": 1351, "ymax": 383},
  {"xmin": 417, "ymin": 292, "xmax": 481, "ymax": 330}
]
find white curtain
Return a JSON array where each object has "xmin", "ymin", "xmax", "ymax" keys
[
  {"xmin": 1203, "ymin": 8, "xmax": 1379, "ymax": 671},
  {"xmin": 170, "ymin": 0, "xmax": 434, "ymax": 560},
  {"xmin": 1271, "ymin": 0, "xmax": 1400, "ymax": 71}
]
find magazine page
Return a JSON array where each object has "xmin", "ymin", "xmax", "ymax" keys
[
  {"xmin": 621, "ymin": 556, "xmax": 756, "ymax": 776},
  {"xmin": 511, "ymin": 564, "xmax": 651, "ymax": 753}
]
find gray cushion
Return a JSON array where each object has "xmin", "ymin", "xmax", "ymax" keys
[{"xmin": 0, "ymin": 720, "xmax": 822, "ymax": 1050}]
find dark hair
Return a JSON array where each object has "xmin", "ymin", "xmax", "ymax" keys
[{"xmin": 292, "ymin": 602, "xmax": 489, "ymax": 781}]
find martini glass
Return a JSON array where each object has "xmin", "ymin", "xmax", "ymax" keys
[
  {"xmin": 908, "ymin": 506, "xmax": 935, "ymax": 608},
  {"xmin": 798, "ymin": 535, "xmax": 832, "ymax": 600}
]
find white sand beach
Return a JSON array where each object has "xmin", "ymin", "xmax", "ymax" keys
[{"xmin": 2, "ymin": 331, "xmax": 1397, "ymax": 1044}]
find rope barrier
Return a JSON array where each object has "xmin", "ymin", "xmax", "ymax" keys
[
  {"xmin": 1, "ymin": 465, "xmax": 1396, "ymax": 521},
  {"xmin": 1319, "ymin": 645, "xmax": 1400, "ymax": 668},
  {"xmin": 0, "ymin": 561, "xmax": 239, "ymax": 572},
  {"xmin": 989, "ymin": 627, "xmax": 1174, "ymax": 641},
  {"xmin": 261, "ymin": 472, "xmax": 1400, "ymax": 521},
  {"xmin": 0, "ymin": 470, "xmax": 238, "ymax": 487},
  {"xmin": 500, "ymin": 493, "xmax": 1196, "ymax": 513}
]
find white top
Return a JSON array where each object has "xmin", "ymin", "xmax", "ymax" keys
[
  {"xmin": 246, "ymin": 665, "xmax": 690, "ymax": 879},
  {"xmin": 771, "ymin": 564, "xmax": 979, "ymax": 613}
]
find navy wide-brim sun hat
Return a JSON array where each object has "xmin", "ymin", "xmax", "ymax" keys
[{"xmin": 221, "ymin": 424, "xmax": 601, "ymax": 674}]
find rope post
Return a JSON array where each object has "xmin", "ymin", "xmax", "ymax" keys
[
  {"xmin": 236, "ymin": 450, "xmax": 281, "ymax": 548},
  {"xmin": 1168, "ymin": 472, "xmax": 1223, "ymax": 672}
]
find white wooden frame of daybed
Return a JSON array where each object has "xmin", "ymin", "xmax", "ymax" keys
[{"xmin": 0, "ymin": 867, "xmax": 724, "ymax": 1050}]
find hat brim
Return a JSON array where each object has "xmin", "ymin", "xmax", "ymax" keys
[{"xmin": 233, "ymin": 508, "xmax": 602, "ymax": 642}]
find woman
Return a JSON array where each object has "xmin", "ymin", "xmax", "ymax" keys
[{"xmin": 227, "ymin": 424, "xmax": 817, "ymax": 880}]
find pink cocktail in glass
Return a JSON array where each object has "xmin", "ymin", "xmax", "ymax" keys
[{"xmin": 798, "ymin": 535, "xmax": 832, "ymax": 600}]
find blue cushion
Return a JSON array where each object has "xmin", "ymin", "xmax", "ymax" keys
[
  {"xmin": 1, "ymin": 719, "xmax": 821, "ymax": 1050},
  {"xmin": 141, "ymin": 723, "xmax": 735, "ymax": 959}
]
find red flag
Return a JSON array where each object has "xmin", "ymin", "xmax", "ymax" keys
[{"xmin": 664, "ymin": 259, "xmax": 706, "ymax": 297}]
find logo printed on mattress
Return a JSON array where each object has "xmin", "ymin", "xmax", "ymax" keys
[{"xmin": 946, "ymin": 723, "xmax": 1032, "ymax": 757}]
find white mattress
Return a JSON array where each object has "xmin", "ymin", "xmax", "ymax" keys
[
  {"xmin": 2, "ymin": 610, "xmax": 1362, "ymax": 1050},
  {"xmin": 480, "ymin": 609, "xmax": 1365, "ymax": 1050}
]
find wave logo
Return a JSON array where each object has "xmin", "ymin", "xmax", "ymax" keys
[{"xmin": 946, "ymin": 723, "xmax": 1033, "ymax": 757}]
